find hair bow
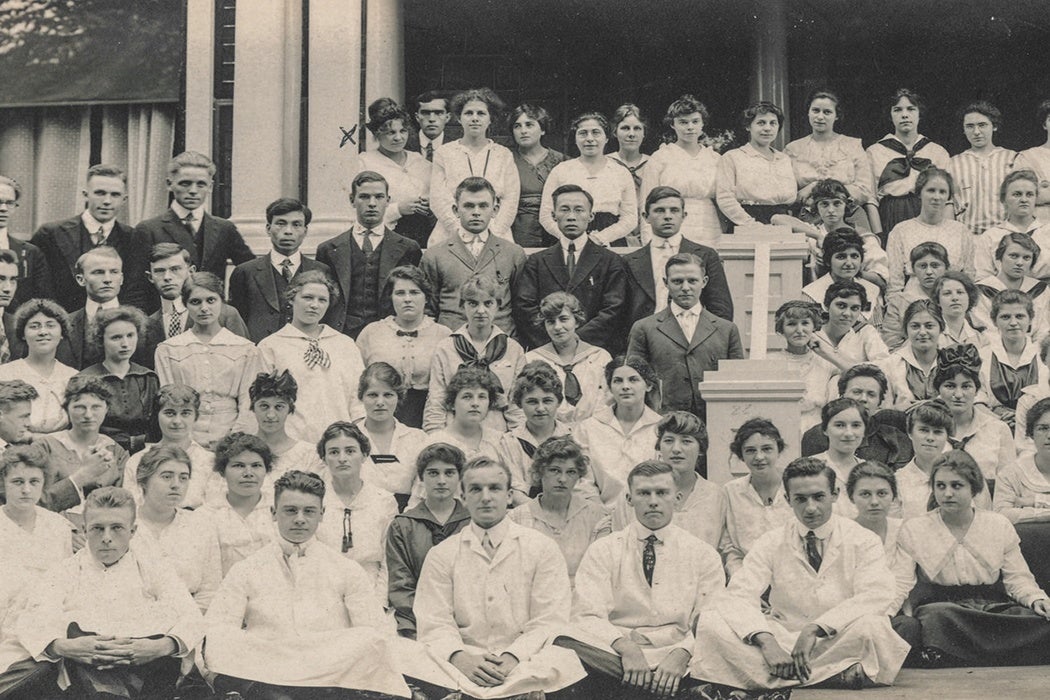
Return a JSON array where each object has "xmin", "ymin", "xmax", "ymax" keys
[{"xmin": 937, "ymin": 343, "xmax": 981, "ymax": 373}]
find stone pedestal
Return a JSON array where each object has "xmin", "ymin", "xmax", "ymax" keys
[
  {"xmin": 715, "ymin": 226, "xmax": 808, "ymax": 357},
  {"xmin": 699, "ymin": 359, "xmax": 806, "ymax": 484}
]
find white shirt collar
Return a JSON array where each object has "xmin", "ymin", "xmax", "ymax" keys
[
  {"xmin": 86, "ymin": 298, "xmax": 119, "ymax": 319},
  {"xmin": 560, "ymin": 235, "xmax": 587, "ymax": 256},
  {"xmin": 793, "ymin": 514, "xmax": 836, "ymax": 541},
  {"xmin": 269, "ymin": 249, "xmax": 303, "ymax": 271},
  {"xmin": 470, "ymin": 516, "xmax": 510, "ymax": 549},
  {"xmin": 459, "ymin": 227, "xmax": 490, "ymax": 247},
  {"xmin": 160, "ymin": 297, "xmax": 186, "ymax": 315},
  {"xmin": 0, "ymin": 228, "xmax": 9, "ymax": 249},
  {"xmin": 671, "ymin": 300, "xmax": 702, "ymax": 317},
  {"xmin": 651, "ymin": 233, "xmax": 682, "ymax": 251},
  {"xmin": 170, "ymin": 201, "xmax": 203, "ymax": 226},
  {"xmin": 81, "ymin": 211, "xmax": 115, "ymax": 239},
  {"xmin": 420, "ymin": 133, "xmax": 445, "ymax": 150},
  {"xmin": 629, "ymin": 518, "xmax": 670, "ymax": 543}
]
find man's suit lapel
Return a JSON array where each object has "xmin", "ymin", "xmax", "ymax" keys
[
  {"xmin": 567, "ymin": 242, "xmax": 602, "ymax": 291},
  {"xmin": 446, "ymin": 237, "xmax": 476, "ymax": 270},
  {"xmin": 688, "ymin": 310, "xmax": 718, "ymax": 351},
  {"xmin": 327, "ymin": 234, "xmax": 353, "ymax": 302},
  {"xmin": 251, "ymin": 257, "xmax": 281, "ymax": 312},
  {"xmin": 655, "ymin": 308, "xmax": 689, "ymax": 349},
  {"xmin": 161, "ymin": 209, "xmax": 197, "ymax": 259},
  {"xmin": 627, "ymin": 248, "xmax": 657, "ymax": 304},
  {"xmin": 55, "ymin": 219, "xmax": 87, "ymax": 276},
  {"xmin": 200, "ymin": 212, "xmax": 220, "ymax": 266},
  {"xmin": 378, "ymin": 228, "xmax": 407, "ymax": 282},
  {"xmin": 539, "ymin": 248, "xmax": 570, "ymax": 287}
]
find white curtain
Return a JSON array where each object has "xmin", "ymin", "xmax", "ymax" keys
[{"xmin": 0, "ymin": 103, "xmax": 175, "ymax": 236}]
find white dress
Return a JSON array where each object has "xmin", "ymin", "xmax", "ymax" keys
[
  {"xmin": 131, "ymin": 509, "xmax": 222, "ymax": 613},
  {"xmin": 640, "ymin": 142, "xmax": 722, "ymax": 244},
  {"xmin": 719, "ymin": 476, "xmax": 792, "ymax": 577},
  {"xmin": 121, "ymin": 441, "xmax": 214, "ymax": 510},
  {"xmin": 573, "ymin": 404, "xmax": 662, "ymax": 500},
  {"xmin": 610, "ymin": 476, "xmax": 725, "ymax": 549},
  {"xmin": 430, "ymin": 139, "xmax": 520, "ymax": 242},
  {"xmin": 314, "ymin": 480, "xmax": 398, "ymax": 598},
  {"xmin": 0, "ymin": 359, "xmax": 77, "ymax": 435},
  {"xmin": 524, "ymin": 343, "xmax": 612, "ymax": 427}
]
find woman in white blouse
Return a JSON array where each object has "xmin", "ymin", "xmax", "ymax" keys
[
  {"xmin": 429, "ymin": 88, "xmax": 519, "ymax": 243},
  {"xmin": 131, "ymin": 444, "xmax": 221, "ymax": 613},
  {"xmin": 810, "ymin": 397, "xmax": 868, "ymax": 518},
  {"xmin": 242, "ymin": 369, "xmax": 325, "ymax": 488},
  {"xmin": 641, "ymin": 94, "xmax": 722, "ymax": 245},
  {"xmin": 785, "ymin": 89, "xmax": 874, "ymax": 231},
  {"xmin": 154, "ymin": 272, "xmax": 259, "ymax": 449},
  {"xmin": 715, "ymin": 101, "xmax": 797, "ymax": 231},
  {"xmin": 313, "ymin": 421, "xmax": 397, "ymax": 598},
  {"xmin": 357, "ymin": 98, "xmax": 433, "ymax": 247},
  {"xmin": 995, "ymin": 395, "xmax": 1050, "ymax": 523},
  {"xmin": 898, "ymin": 450, "xmax": 1050, "ymax": 666},
  {"xmin": 1011, "ymin": 100, "xmax": 1050, "ymax": 224},
  {"xmin": 357, "ymin": 266, "xmax": 451, "ymax": 429},
  {"xmin": 258, "ymin": 270, "xmax": 365, "ymax": 444},
  {"xmin": 0, "ymin": 299, "xmax": 77, "ymax": 436},
  {"xmin": 539, "ymin": 112, "xmax": 638, "ymax": 246}
]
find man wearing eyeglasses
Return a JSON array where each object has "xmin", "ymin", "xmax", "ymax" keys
[
  {"xmin": 204, "ymin": 469, "xmax": 413, "ymax": 698},
  {"xmin": 228, "ymin": 198, "xmax": 332, "ymax": 343},
  {"xmin": 0, "ymin": 175, "xmax": 53, "ymax": 310}
]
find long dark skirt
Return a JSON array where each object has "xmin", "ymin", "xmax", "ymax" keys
[
  {"xmin": 913, "ymin": 581, "xmax": 1050, "ymax": 665},
  {"xmin": 395, "ymin": 387, "xmax": 427, "ymax": 429},
  {"xmin": 1015, "ymin": 522, "xmax": 1050, "ymax": 593},
  {"xmin": 878, "ymin": 194, "xmax": 921, "ymax": 246}
]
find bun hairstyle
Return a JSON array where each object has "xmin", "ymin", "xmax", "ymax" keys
[{"xmin": 366, "ymin": 98, "xmax": 412, "ymax": 135}]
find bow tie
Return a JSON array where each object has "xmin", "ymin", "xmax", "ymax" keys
[{"xmin": 396, "ymin": 330, "xmax": 419, "ymax": 338}]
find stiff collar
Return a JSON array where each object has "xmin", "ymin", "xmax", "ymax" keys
[
  {"xmin": 81, "ymin": 211, "xmax": 115, "ymax": 239},
  {"xmin": 470, "ymin": 516, "xmax": 510, "ymax": 549}
]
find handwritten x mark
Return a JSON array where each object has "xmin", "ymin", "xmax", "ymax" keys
[{"xmin": 339, "ymin": 125, "xmax": 358, "ymax": 148}]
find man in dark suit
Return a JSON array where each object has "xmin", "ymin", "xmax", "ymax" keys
[
  {"xmin": 627, "ymin": 252, "xmax": 744, "ymax": 419},
  {"xmin": 316, "ymin": 171, "xmax": 422, "ymax": 338},
  {"xmin": 229, "ymin": 198, "xmax": 332, "ymax": 343},
  {"xmin": 0, "ymin": 250, "xmax": 19, "ymax": 361},
  {"xmin": 515, "ymin": 184, "xmax": 628, "ymax": 350},
  {"xmin": 623, "ymin": 186, "xmax": 733, "ymax": 327},
  {"xmin": 65, "ymin": 246, "xmax": 125, "ymax": 370},
  {"xmin": 134, "ymin": 151, "xmax": 254, "ymax": 288},
  {"xmin": 406, "ymin": 91, "xmax": 459, "ymax": 160},
  {"xmin": 0, "ymin": 175, "xmax": 54, "ymax": 309},
  {"xmin": 138, "ymin": 243, "xmax": 249, "ymax": 368},
  {"xmin": 29, "ymin": 164, "xmax": 151, "ymax": 313}
]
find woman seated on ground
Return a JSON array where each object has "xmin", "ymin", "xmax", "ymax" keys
[
  {"xmin": 508, "ymin": 103, "xmax": 566, "ymax": 248},
  {"xmin": 975, "ymin": 233, "xmax": 1049, "ymax": 340},
  {"xmin": 934, "ymin": 271, "xmax": 987, "ymax": 350},
  {"xmin": 996, "ymin": 396, "xmax": 1050, "ymax": 524},
  {"xmin": 935, "ymin": 344, "xmax": 1016, "ymax": 492},
  {"xmin": 78, "ymin": 306, "xmax": 159, "ymax": 455},
  {"xmin": 0, "ymin": 299, "xmax": 77, "ymax": 436},
  {"xmin": 801, "ymin": 226, "xmax": 884, "ymax": 327},
  {"xmin": 879, "ymin": 299, "xmax": 944, "ymax": 409},
  {"xmin": 573, "ymin": 355, "xmax": 662, "ymax": 500},
  {"xmin": 776, "ymin": 300, "xmax": 843, "ymax": 432},
  {"xmin": 898, "ymin": 450, "xmax": 1050, "ymax": 667},
  {"xmin": 524, "ymin": 291, "xmax": 612, "ymax": 426},
  {"xmin": 199, "ymin": 432, "xmax": 276, "ymax": 576},
  {"xmin": 716, "ymin": 101, "xmax": 797, "ymax": 230},
  {"xmin": 509, "ymin": 435, "xmax": 610, "ymax": 584},
  {"xmin": 719, "ymin": 418, "xmax": 792, "ymax": 579},
  {"xmin": 313, "ymin": 421, "xmax": 398, "ymax": 597},
  {"xmin": 980, "ymin": 289, "xmax": 1047, "ymax": 430},
  {"xmin": 424, "ymin": 275, "xmax": 525, "ymax": 433},
  {"xmin": 886, "ymin": 166, "xmax": 975, "ymax": 297},
  {"xmin": 356, "ymin": 362, "xmax": 426, "ymax": 512},
  {"xmin": 495, "ymin": 361, "xmax": 572, "ymax": 504},
  {"xmin": 539, "ymin": 111, "xmax": 639, "ymax": 246},
  {"xmin": 881, "ymin": 242, "xmax": 950, "ymax": 350},
  {"xmin": 132, "ymin": 444, "xmax": 221, "ymax": 613},
  {"xmin": 640, "ymin": 94, "xmax": 722, "ymax": 245},
  {"xmin": 895, "ymin": 400, "xmax": 991, "ymax": 519},
  {"xmin": 810, "ymin": 397, "xmax": 868, "ymax": 518},
  {"xmin": 386, "ymin": 442, "xmax": 470, "ymax": 639},
  {"xmin": 121, "ymin": 384, "xmax": 213, "ymax": 509},
  {"xmin": 611, "ymin": 410, "xmax": 725, "ymax": 549},
  {"xmin": 813, "ymin": 280, "xmax": 889, "ymax": 365},
  {"xmin": 847, "ymin": 461, "xmax": 920, "ymax": 651},
  {"xmin": 975, "ymin": 170, "xmax": 1050, "ymax": 279}
]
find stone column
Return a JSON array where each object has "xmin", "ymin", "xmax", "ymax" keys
[
  {"xmin": 365, "ymin": 0, "xmax": 405, "ymax": 106},
  {"xmin": 184, "ymin": 0, "xmax": 214, "ymax": 156},
  {"xmin": 750, "ymin": 0, "xmax": 790, "ymax": 148},
  {"xmin": 304, "ymin": 0, "xmax": 364, "ymax": 252},
  {"xmin": 229, "ymin": 0, "xmax": 302, "ymax": 251}
]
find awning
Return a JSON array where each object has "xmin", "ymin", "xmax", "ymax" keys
[{"xmin": 0, "ymin": 0, "xmax": 185, "ymax": 108}]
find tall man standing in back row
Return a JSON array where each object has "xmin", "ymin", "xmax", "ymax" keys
[{"xmin": 136, "ymin": 151, "xmax": 254, "ymax": 309}]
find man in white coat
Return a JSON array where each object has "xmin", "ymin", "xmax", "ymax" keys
[
  {"xmin": 204, "ymin": 470, "xmax": 412, "ymax": 698},
  {"xmin": 554, "ymin": 460, "xmax": 725, "ymax": 698},
  {"xmin": 407, "ymin": 456, "xmax": 585, "ymax": 698},
  {"xmin": 690, "ymin": 457, "xmax": 910, "ymax": 691},
  {"xmin": 0, "ymin": 487, "xmax": 202, "ymax": 698}
]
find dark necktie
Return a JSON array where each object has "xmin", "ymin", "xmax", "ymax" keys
[
  {"xmin": 425, "ymin": 142, "xmax": 434, "ymax": 162},
  {"xmin": 396, "ymin": 329, "xmax": 418, "ymax": 338},
  {"xmin": 342, "ymin": 508, "xmax": 353, "ymax": 552},
  {"xmin": 805, "ymin": 530, "xmax": 822, "ymax": 572},
  {"xmin": 280, "ymin": 258, "xmax": 294, "ymax": 283},
  {"xmin": 183, "ymin": 213, "xmax": 204, "ymax": 259},
  {"xmin": 562, "ymin": 363, "xmax": 582, "ymax": 406},
  {"xmin": 362, "ymin": 230, "xmax": 374, "ymax": 254},
  {"xmin": 566, "ymin": 242, "xmax": 577, "ymax": 279},
  {"xmin": 0, "ymin": 322, "xmax": 8, "ymax": 364},
  {"xmin": 643, "ymin": 534, "xmax": 657, "ymax": 586},
  {"xmin": 167, "ymin": 308, "xmax": 183, "ymax": 338},
  {"xmin": 93, "ymin": 226, "xmax": 105, "ymax": 247}
]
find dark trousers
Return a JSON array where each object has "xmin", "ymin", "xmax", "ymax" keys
[
  {"xmin": 214, "ymin": 674, "xmax": 403, "ymax": 699},
  {"xmin": 552, "ymin": 636, "xmax": 704, "ymax": 698}
]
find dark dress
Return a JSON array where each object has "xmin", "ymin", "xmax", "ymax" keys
[
  {"xmin": 512, "ymin": 148, "xmax": 566, "ymax": 248},
  {"xmin": 78, "ymin": 363, "xmax": 160, "ymax": 454}
]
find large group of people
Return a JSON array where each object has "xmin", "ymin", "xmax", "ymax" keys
[{"xmin": 1, "ymin": 83, "xmax": 1050, "ymax": 699}]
